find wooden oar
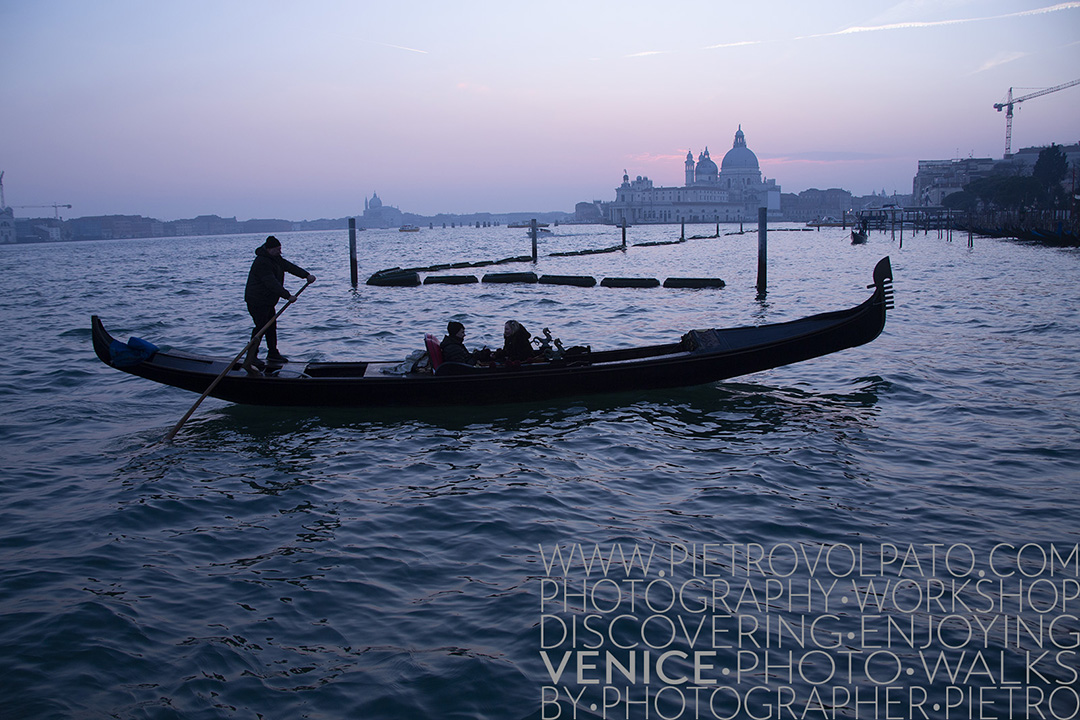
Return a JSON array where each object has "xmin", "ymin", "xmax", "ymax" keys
[{"xmin": 163, "ymin": 278, "xmax": 314, "ymax": 443}]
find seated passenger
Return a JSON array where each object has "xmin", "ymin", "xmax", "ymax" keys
[
  {"xmin": 439, "ymin": 321, "xmax": 477, "ymax": 366},
  {"xmin": 496, "ymin": 320, "xmax": 541, "ymax": 364}
]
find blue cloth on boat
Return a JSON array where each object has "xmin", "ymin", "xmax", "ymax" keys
[{"xmin": 109, "ymin": 337, "xmax": 159, "ymax": 367}]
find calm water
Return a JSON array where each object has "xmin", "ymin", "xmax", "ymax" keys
[{"xmin": 1, "ymin": 224, "xmax": 1078, "ymax": 719}]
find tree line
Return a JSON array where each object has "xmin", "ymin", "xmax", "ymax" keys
[{"xmin": 943, "ymin": 145, "xmax": 1072, "ymax": 213}]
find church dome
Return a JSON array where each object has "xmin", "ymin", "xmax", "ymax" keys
[
  {"xmin": 369, "ymin": 192, "xmax": 383, "ymax": 209},
  {"xmin": 721, "ymin": 127, "xmax": 759, "ymax": 171},
  {"xmin": 695, "ymin": 148, "xmax": 718, "ymax": 181}
]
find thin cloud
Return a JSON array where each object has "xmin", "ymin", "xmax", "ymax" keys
[
  {"xmin": 974, "ymin": 51, "xmax": 1029, "ymax": 74},
  {"xmin": 703, "ymin": 40, "xmax": 762, "ymax": 50},
  {"xmin": 801, "ymin": 1, "xmax": 1080, "ymax": 39},
  {"xmin": 610, "ymin": 3, "xmax": 1076, "ymax": 60},
  {"xmin": 378, "ymin": 42, "xmax": 428, "ymax": 54}
]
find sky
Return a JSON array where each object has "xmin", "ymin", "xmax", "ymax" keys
[{"xmin": 1, "ymin": 1, "xmax": 1078, "ymax": 221}]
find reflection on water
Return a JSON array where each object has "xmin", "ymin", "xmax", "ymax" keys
[
  {"xmin": 188, "ymin": 374, "xmax": 887, "ymax": 441},
  {"xmin": 2, "ymin": 227, "xmax": 1079, "ymax": 718}
]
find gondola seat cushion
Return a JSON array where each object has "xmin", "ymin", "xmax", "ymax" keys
[
  {"xmin": 109, "ymin": 337, "xmax": 159, "ymax": 367},
  {"xmin": 425, "ymin": 334, "xmax": 443, "ymax": 370}
]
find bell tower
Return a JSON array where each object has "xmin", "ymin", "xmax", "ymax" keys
[{"xmin": 685, "ymin": 150, "xmax": 695, "ymax": 186}]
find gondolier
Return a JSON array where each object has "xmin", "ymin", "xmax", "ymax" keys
[{"xmin": 244, "ymin": 236, "xmax": 315, "ymax": 370}]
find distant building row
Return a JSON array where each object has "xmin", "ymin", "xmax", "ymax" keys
[
  {"xmin": 912, "ymin": 143, "xmax": 1080, "ymax": 206},
  {"xmin": 5, "ymin": 138, "xmax": 1076, "ymax": 244},
  {"xmin": 0, "ymin": 213, "xmax": 305, "ymax": 244}
]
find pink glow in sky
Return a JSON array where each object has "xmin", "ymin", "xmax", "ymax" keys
[{"xmin": 2, "ymin": 1, "xmax": 1078, "ymax": 220}]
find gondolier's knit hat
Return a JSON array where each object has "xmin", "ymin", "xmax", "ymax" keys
[{"xmin": 264, "ymin": 235, "xmax": 281, "ymax": 248}]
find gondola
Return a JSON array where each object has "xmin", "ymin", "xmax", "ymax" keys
[
  {"xmin": 851, "ymin": 229, "xmax": 868, "ymax": 244},
  {"xmin": 92, "ymin": 257, "xmax": 894, "ymax": 408}
]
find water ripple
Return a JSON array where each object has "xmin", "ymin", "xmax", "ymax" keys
[{"xmin": 2, "ymin": 229, "xmax": 1079, "ymax": 718}]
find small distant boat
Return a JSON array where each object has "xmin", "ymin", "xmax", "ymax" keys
[
  {"xmin": 851, "ymin": 229, "xmax": 868, "ymax": 244},
  {"xmin": 808, "ymin": 216, "xmax": 847, "ymax": 228},
  {"xmin": 399, "ymin": 224, "xmax": 420, "ymax": 232},
  {"xmin": 527, "ymin": 227, "xmax": 553, "ymax": 237}
]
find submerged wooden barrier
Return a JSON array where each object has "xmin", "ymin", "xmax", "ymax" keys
[
  {"xmin": 495, "ymin": 255, "xmax": 534, "ymax": 265},
  {"xmin": 600, "ymin": 277, "xmax": 661, "ymax": 288},
  {"xmin": 549, "ymin": 245, "xmax": 623, "ymax": 257},
  {"xmin": 635, "ymin": 239, "xmax": 687, "ymax": 247},
  {"xmin": 663, "ymin": 277, "xmax": 726, "ymax": 289},
  {"xmin": 482, "ymin": 271, "xmax": 539, "ymax": 284},
  {"xmin": 370, "ymin": 265, "xmax": 726, "ymax": 290},
  {"xmin": 367, "ymin": 268, "xmax": 421, "ymax": 286},
  {"xmin": 424, "ymin": 275, "xmax": 479, "ymax": 285},
  {"xmin": 398, "ymin": 255, "xmax": 533, "ymax": 275},
  {"xmin": 539, "ymin": 275, "xmax": 597, "ymax": 287}
]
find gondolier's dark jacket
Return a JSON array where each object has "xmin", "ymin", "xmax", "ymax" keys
[{"xmin": 244, "ymin": 246, "xmax": 310, "ymax": 308}]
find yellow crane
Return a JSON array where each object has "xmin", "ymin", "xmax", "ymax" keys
[{"xmin": 994, "ymin": 78, "xmax": 1080, "ymax": 157}]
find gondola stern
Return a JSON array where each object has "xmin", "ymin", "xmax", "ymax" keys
[
  {"xmin": 91, "ymin": 316, "xmax": 160, "ymax": 371},
  {"xmin": 91, "ymin": 315, "xmax": 117, "ymax": 366},
  {"xmin": 872, "ymin": 256, "xmax": 893, "ymax": 286},
  {"xmin": 869, "ymin": 256, "xmax": 895, "ymax": 312}
]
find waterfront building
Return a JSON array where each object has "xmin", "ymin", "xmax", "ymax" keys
[
  {"xmin": 575, "ymin": 201, "xmax": 604, "ymax": 223},
  {"xmin": 67, "ymin": 215, "xmax": 166, "ymax": 240},
  {"xmin": 913, "ymin": 142, "xmax": 1080, "ymax": 206},
  {"xmin": 999, "ymin": 142, "xmax": 1080, "ymax": 177},
  {"xmin": 605, "ymin": 127, "xmax": 781, "ymax": 225},
  {"xmin": 912, "ymin": 157, "xmax": 998, "ymax": 206},
  {"xmin": 0, "ymin": 207, "xmax": 14, "ymax": 244},
  {"xmin": 362, "ymin": 192, "xmax": 404, "ymax": 229},
  {"xmin": 780, "ymin": 188, "xmax": 854, "ymax": 223}
]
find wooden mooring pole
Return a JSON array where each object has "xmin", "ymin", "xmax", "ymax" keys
[
  {"xmin": 349, "ymin": 218, "xmax": 358, "ymax": 286},
  {"xmin": 530, "ymin": 218, "xmax": 538, "ymax": 261},
  {"xmin": 756, "ymin": 207, "xmax": 767, "ymax": 295},
  {"xmin": 621, "ymin": 218, "xmax": 628, "ymax": 248}
]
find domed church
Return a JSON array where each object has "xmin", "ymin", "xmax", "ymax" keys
[
  {"xmin": 607, "ymin": 127, "xmax": 781, "ymax": 225},
  {"xmin": 361, "ymin": 192, "xmax": 404, "ymax": 228}
]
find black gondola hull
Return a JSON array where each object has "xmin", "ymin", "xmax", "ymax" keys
[{"xmin": 92, "ymin": 258, "xmax": 894, "ymax": 407}]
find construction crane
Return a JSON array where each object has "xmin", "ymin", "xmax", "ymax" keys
[
  {"xmin": 994, "ymin": 78, "xmax": 1080, "ymax": 157},
  {"xmin": 13, "ymin": 203, "xmax": 72, "ymax": 220}
]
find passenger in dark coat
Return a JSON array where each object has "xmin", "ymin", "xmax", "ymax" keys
[
  {"xmin": 244, "ymin": 236, "xmax": 315, "ymax": 369},
  {"xmin": 497, "ymin": 320, "xmax": 539, "ymax": 364},
  {"xmin": 439, "ymin": 321, "xmax": 477, "ymax": 366}
]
